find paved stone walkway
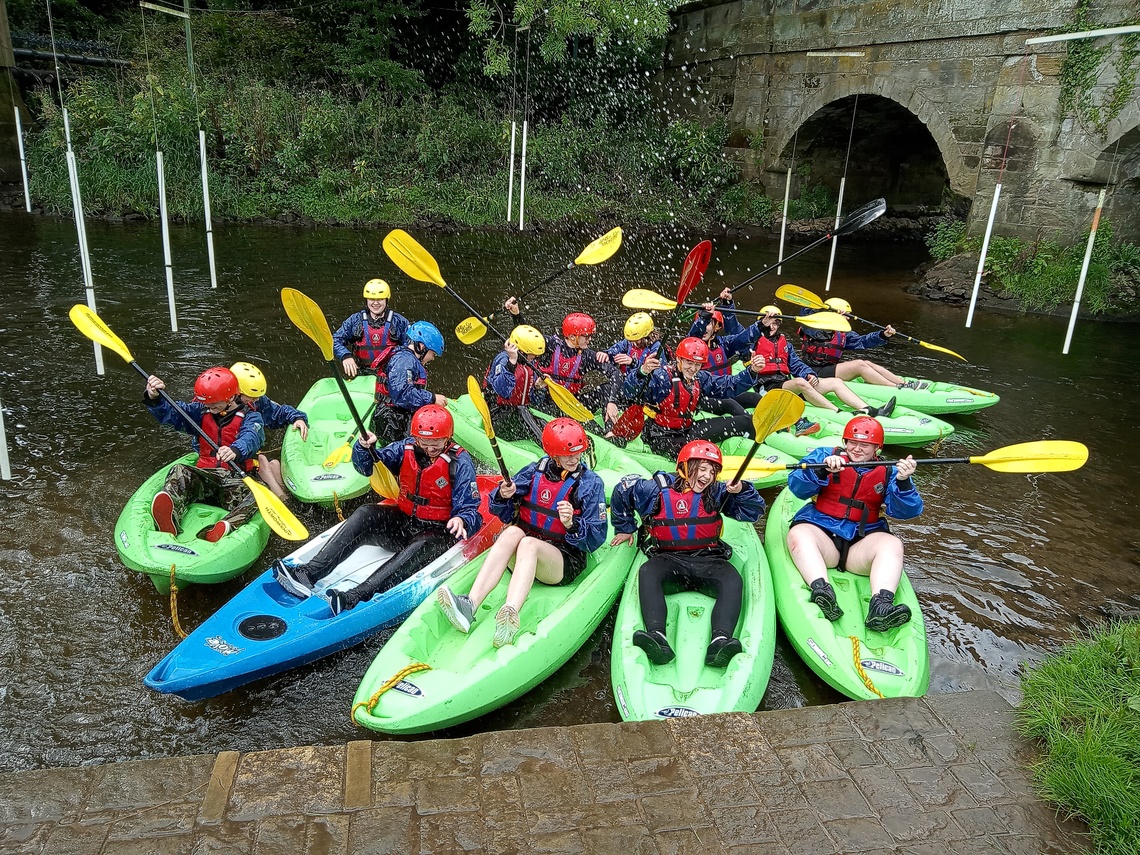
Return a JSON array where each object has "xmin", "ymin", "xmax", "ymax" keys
[{"xmin": 0, "ymin": 690, "xmax": 1087, "ymax": 854}]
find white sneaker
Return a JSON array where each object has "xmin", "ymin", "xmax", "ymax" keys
[
  {"xmin": 493, "ymin": 604, "xmax": 520, "ymax": 648},
  {"xmin": 436, "ymin": 586, "xmax": 475, "ymax": 634}
]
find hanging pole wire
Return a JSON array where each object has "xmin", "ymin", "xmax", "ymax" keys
[
  {"xmin": 824, "ymin": 95, "xmax": 858, "ymax": 292},
  {"xmin": 47, "ymin": 0, "xmax": 103, "ymax": 374},
  {"xmin": 517, "ymin": 26, "xmax": 530, "ymax": 231},
  {"xmin": 777, "ymin": 130, "xmax": 798, "ymax": 275}
]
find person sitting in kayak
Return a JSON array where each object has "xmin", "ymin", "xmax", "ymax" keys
[
  {"xmin": 145, "ymin": 367, "xmax": 266, "ymax": 543},
  {"xmin": 435, "ymin": 418, "xmax": 608, "ymax": 648},
  {"xmin": 332, "ymin": 278, "xmax": 410, "ymax": 379},
  {"xmin": 607, "ymin": 312, "xmax": 662, "ymax": 377},
  {"xmin": 230, "ymin": 361, "xmax": 308, "ymax": 501},
  {"xmin": 371, "ymin": 320, "xmax": 449, "ymax": 443},
  {"xmin": 623, "ymin": 336, "xmax": 760, "ymax": 458},
  {"xmin": 274, "ymin": 405, "xmax": 484, "ymax": 616},
  {"xmin": 747, "ymin": 306, "xmax": 895, "ymax": 435},
  {"xmin": 482, "ymin": 325, "xmax": 550, "ymax": 443},
  {"xmin": 686, "ymin": 295, "xmax": 767, "ymax": 418},
  {"xmin": 609, "ymin": 440, "xmax": 763, "ymax": 667},
  {"xmin": 798, "ymin": 297, "xmax": 924, "ymax": 390},
  {"xmin": 785, "ymin": 415, "xmax": 922, "ymax": 632}
]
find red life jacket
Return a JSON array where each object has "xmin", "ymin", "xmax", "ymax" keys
[
  {"xmin": 646, "ymin": 480, "xmax": 723, "ymax": 551},
  {"xmin": 540, "ymin": 340, "xmax": 585, "ymax": 394},
  {"xmin": 516, "ymin": 461, "xmax": 579, "ymax": 542},
  {"xmin": 653, "ymin": 367, "xmax": 701, "ymax": 430},
  {"xmin": 197, "ymin": 406, "xmax": 256, "ymax": 472},
  {"xmin": 395, "ymin": 440, "xmax": 457, "ymax": 523},
  {"xmin": 704, "ymin": 338, "xmax": 732, "ymax": 377},
  {"xmin": 483, "ymin": 359, "xmax": 538, "ymax": 407},
  {"xmin": 375, "ymin": 347, "xmax": 426, "ymax": 402},
  {"xmin": 812, "ymin": 451, "xmax": 889, "ymax": 526},
  {"xmin": 753, "ymin": 333, "xmax": 791, "ymax": 375},
  {"xmin": 617, "ymin": 343, "xmax": 649, "ymax": 375},
  {"xmin": 353, "ymin": 310, "xmax": 395, "ymax": 366},
  {"xmin": 799, "ymin": 328, "xmax": 845, "ymax": 366}
]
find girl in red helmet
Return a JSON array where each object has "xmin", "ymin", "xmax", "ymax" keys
[
  {"xmin": 785, "ymin": 415, "xmax": 923, "ymax": 632},
  {"xmin": 610, "ymin": 439, "xmax": 764, "ymax": 667},
  {"xmin": 274, "ymin": 405, "xmax": 485, "ymax": 616},
  {"xmin": 435, "ymin": 417, "xmax": 608, "ymax": 648},
  {"xmin": 144, "ymin": 368, "xmax": 267, "ymax": 542}
]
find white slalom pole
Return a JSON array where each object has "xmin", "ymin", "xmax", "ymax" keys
[
  {"xmin": 965, "ymin": 184, "xmax": 1002, "ymax": 328},
  {"xmin": 506, "ymin": 121, "xmax": 517, "ymax": 222},
  {"xmin": 14, "ymin": 107, "xmax": 31, "ymax": 212},
  {"xmin": 0, "ymin": 397, "xmax": 10, "ymax": 480},
  {"xmin": 777, "ymin": 167, "xmax": 791, "ymax": 275},
  {"xmin": 199, "ymin": 130, "xmax": 218, "ymax": 289},
  {"xmin": 63, "ymin": 109, "xmax": 104, "ymax": 375},
  {"xmin": 517, "ymin": 119, "xmax": 528, "ymax": 231},
  {"xmin": 1062, "ymin": 187, "xmax": 1106, "ymax": 354},
  {"xmin": 156, "ymin": 151, "xmax": 178, "ymax": 332},
  {"xmin": 824, "ymin": 177, "xmax": 846, "ymax": 292}
]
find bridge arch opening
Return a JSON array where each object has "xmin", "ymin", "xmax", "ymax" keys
[{"xmin": 777, "ymin": 95, "xmax": 952, "ymax": 210}]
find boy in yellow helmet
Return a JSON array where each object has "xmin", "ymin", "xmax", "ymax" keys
[{"xmin": 230, "ymin": 362, "xmax": 308, "ymax": 501}]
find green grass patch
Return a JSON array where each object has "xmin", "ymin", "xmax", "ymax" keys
[{"xmin": 1017, "ymin": 620, "xmax": 1140, "ymax": 855}]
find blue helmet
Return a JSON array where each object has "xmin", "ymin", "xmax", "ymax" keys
[{"xmin": 407, "ymin": 321, "xmax": 445, "ymax": 355}]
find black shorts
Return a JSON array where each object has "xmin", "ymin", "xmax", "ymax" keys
[
  {"xmin": 755, "ymin": 374, "xmax": 790, "ymax": 392},
  {"xmin": 517, "ymin": 530, "xmax": 588, "ymax": 584},
  {"xmin": 789, "ymin": 520, "xmax": 864, "ymax": 572},
  {"xmin": 806, "ymin": 363, "xmax": 837, "ymax": 379}
]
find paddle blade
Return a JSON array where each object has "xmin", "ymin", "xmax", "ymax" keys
[
  {"xmin": 545, "ymin": 380, "xmax": 595, "ymax": 423},
  {"xmin": 243, "ymin": 476, "xmax": 309, "ymax": 541},
  {"xmin": 718, "ymin": 458, "xmax": 785, "ymax": 481},
  {"xmin": 972, "ymin": 441, "xmax": 1088, "ymax": 473},
  {"xmin": 793, "ymin": 311, "xmax": 851, "ymax": 332},
  {"xmin": 467, "ymin": 375, "xmax": 496, "ymax": 440},
  {"xmin": 455, "ymin": 316, "xmax": 488, "ymax": 345},
  {"xmin": 370, "ymin": 460, "xmax": 400, "ymax": 499},
  {"xmin": 322, "ymin": 441, "xmax": 353, "ymax": 469},
  {"xmin": 678, "ymin": 240, "xmax": 712, "ymax": 305},
  {"xmin": 751, "ymin": 389, "xmax": 805, "ymax": 442},
  {"xmin": 69, "ymin": 305, "xmax": 134, "ymax": 363},
  {"xmin": 622, "ymin": 288, "xmax": 678, "ymax": 311},
  {"xmin": 775, "ymin": 284, "xmax": 826, "ymax": 310},
  {"xmin": 383, "ymin": 229, "xmax": 446, "ymax": 287},
  {"xmin": 917, "ymin": 339, "xmax": 968, "ymax": 362},
  {"xmin": 836, "ymin": 197, "xmax": 887, "ymax": 237},
  {"xmin": 575, "ymin": 227, "xmax": 623, "ymax": 265},
  {"xmin": 609, "ymin": 404, "xmax": 646, "ymax": 441},
  {"xmin": 281, "ymin": 288, "xmax": 335, "ymax": 361}
]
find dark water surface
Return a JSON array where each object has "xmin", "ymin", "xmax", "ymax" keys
[{"xmin": 1, "ymin": 213, "xmax": 1136, "ymax": 772}]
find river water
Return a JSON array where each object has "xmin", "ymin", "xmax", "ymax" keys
[{"xmin": 0, "ymin": 212, "xmax": 1136, "ymax": 772}]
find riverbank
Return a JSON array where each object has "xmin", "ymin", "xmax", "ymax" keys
[{"xmin": 0, "ymin": 690, "xmax": 1089, "ymax": 854}]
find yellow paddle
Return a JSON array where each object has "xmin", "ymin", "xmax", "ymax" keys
[
  {"xmin": 322, "ymin": 401, "xmax": 377, "ymax": 468},
  {"xmin": 67, "ymin": 305, "xmax": 309, "ymax": 541},
  {"xmin": 382, "ymin": 228, "xmax": 597, "ymax": 424},
  {"xmin": 724, "ymin": 390, "xmax": 806, "ymax": 489},
  {"xmin": 622, "ymin": 288, "xmax": 852, "ymax": 333},
  {"xmin": 775, "ymin": 283, "xmax": 968, "ymax": 362},
  {"xmin": 725, "ymin": 440, "xmax": 1089, "ymax": 479},
  {"xmin": 279, "ymin": 288, "xmax": 399, "ymax": 500},
  {"xmin": 466, "ymin": 376, "xmax": 512, "ymax": 481},
  {"xmin": 455, "ymin": 226, "xmax": 623, "ymax": 344}
]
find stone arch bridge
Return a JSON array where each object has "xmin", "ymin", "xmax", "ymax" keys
[{"xmin": 661, "ymin": 0, "xmax": 1139, "ymax": 240}]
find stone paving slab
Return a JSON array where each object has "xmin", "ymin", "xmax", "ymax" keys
[{"xmin": 0, "ymin": 690, "xmax": 1089, "ymax": 854}]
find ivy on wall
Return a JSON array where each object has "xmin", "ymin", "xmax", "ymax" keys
[{"xmin": 1057, "ymin": 0, "xmax": 1140, "ymax": 134}]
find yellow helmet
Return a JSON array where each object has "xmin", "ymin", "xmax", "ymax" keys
[
  {"xmin": 624, "ymin": 312, "xmax": 655, "ymax": 341},
  {"xmin": 760, "ymin": 305, "xmax": 780, "ymax": 316},
  {"xmin": 362, "ymin": 278, "xmax": 391, "ymax": 300},
  {"xmin": 508, "ymin": 324, "xmax": 546, "ymax": 357},
  {"xmin": 229, "ymin": 361, "xmax": 267, "ymax": 398},
  {"xmin": 825, "ymin": 297, "xmax": 852, "ymax": 314}
]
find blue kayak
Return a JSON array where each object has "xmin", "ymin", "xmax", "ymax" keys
[{"xmin": 144, "ymin": 475, "xmax": 503, "ymax": 700}]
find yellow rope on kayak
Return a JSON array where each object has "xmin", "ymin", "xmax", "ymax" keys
[
  {"xmin": 169, "ymin": 564, "xmax": 187, "ymax": 639},
  {"xmin": 350, "ymin": 662, "xmax": 431, "ymax": 724},
  {"xmin": 850, "ymin": 636, "xmax": 883, "ymax": 698},
  {"xmin": 332, "ymin": 491, "xmax": 344, "ymax": 522}
]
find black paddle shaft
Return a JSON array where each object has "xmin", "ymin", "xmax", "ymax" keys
[{"xmin": 325, "ymin": 360, "xmax": 383, "ymax": 462}]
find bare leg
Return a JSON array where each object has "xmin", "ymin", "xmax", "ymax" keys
[
  {"xmin": 781, "ymin": 376, "xmax": 838, "ymax": 411},
  {"xmin": 504, "ymin": 537, "xmax": 565, "ymax": 611},
  {"xmin": 786, "ymin": 524, "xmax": 841, "ymax": 586},
  {"xmin": 835, "ymin": 360, "xmax": 905, "ymax": 387},
  {"xmin": 844, "ymin": 532, "xmax": 905, "ymax": 593},
  {"xmin": 815, "ymin": 377, "xmax": 871, "ymax": 410},
  {"xmin": 257, "ymin": 454, "xmax": 289, "ymax": 501},
  {"xmin": 468, "ymin": 526, "xmax": 526, "ymax": 607}
]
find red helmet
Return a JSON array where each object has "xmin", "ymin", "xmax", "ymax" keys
[
  {"xmin": 677, "ymin": 440, "xmax": 722, "ymax": 473},
  {"xmin": 542, "ymin": 418, "xmax": 589, "ymax": 456},
  {"xmin": 193, "ymin": 367, "xmax": 239, "ymax": 405},
  {"xmin": 710, "ymin": 310, "xmax": 725, "ymax": 327},
  {"xmin": 843, "ymin": 415, "xmax": 884, "ymax": 447},
  {"xmin": 410, "ymin": 404, "xmax": 454, "ymax": 439},
  {"xmin": 675, "ymin": 337, "xmax": 709, "ymax": 364},
  {"xmin": 562, "ymin": 313, "xmax": 596, "ymax": 338}
]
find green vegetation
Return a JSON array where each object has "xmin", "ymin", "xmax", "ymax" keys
[
  {"xmin": 925, "ymin": 220, "xmax": 1140, "ymax": 316},
  {"xmin": 1057, "ymin": 0, "xmax": 1139, "ymax": 134},
  {"xmin": 1017, "ymin": 620, "xmax": 1140, "ymax": 855}
]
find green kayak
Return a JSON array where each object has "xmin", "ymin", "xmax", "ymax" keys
[
  {"xmin": 351, "ymin": 457, "xmax": 644, "ymax": 734},
  {"xmin": 812, "ymin": 400, "xmax": 954, "ymax": 448},
  {"xmin": 763, "ymin": 488, "xmax": 929, "ymax": 700},
  {"xmin": 280, "ymin": 376, "xmax": 376, "ymax": 506},
  {"xmin": 114, "ymin": 454, "xmax": 271, "ymax": 594},
  {"xmin": 844, "ymin": 377, "xmax": 999, "ymax": 416},
  {"xmin": 610, "ymin": 516, "xmax": 775, "ymax": 720}
]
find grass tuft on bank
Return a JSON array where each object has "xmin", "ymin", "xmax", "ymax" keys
[{"xmin": 1017, "ymin": 620, "xmax": 1140, "ymax": 855}]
